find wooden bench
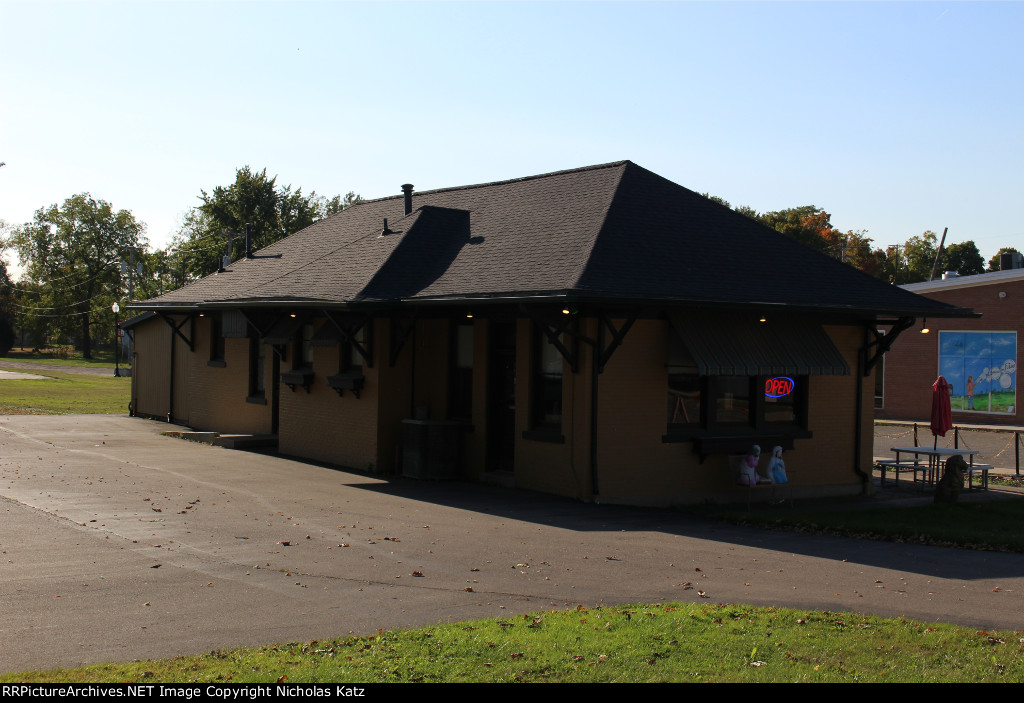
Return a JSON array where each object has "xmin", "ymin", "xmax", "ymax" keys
[
  {"xmin": 875, "ymin": 460, "xmax": 928, "ymax": 487},
  {"xmin": 876, "ymin": 460, "xmax": 993, "ymax": 490},
  {"xmin": 966, "ymin": 464, "xmax": 993, "ymax": 490}
]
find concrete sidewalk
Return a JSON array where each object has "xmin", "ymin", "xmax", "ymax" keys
[{"xmin": 2, "ymin": 414, "xmax": 1024, "ymax": 674}]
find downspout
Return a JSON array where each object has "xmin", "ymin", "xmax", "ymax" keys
[
  {"xmin": 168, "ymin": 323, "xmax": 175, "ymax": 422},
  {"xmin": 853, "ymin": 326, "xmax": 870, "ymax": 492},
  {"xmin": 590, "ymin": 318, "xmax": 601, "ymax": 501}
]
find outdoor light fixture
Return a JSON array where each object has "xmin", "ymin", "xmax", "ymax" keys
[
  {"xmin": 466, "ymin": 312, "xmax": 473, "ymax": 319},
  {"xmin": 921, "ymin": 318, "xmax": 930, "ymax": 334},
  {"xmin": 759, "ymin": 315, "xmax": 767, "ymax": 323}
]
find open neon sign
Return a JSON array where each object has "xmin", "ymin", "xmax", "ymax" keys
[{"xmin": 765, "ymin": 377, "xmax": 795, "ymax": 398}]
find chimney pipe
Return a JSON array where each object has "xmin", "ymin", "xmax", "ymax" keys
[
  {"xmin": 245, "ymin": 223, "xmax": 253, "ymax": 258},
  {"xmin": 401, "ymin": 184, "xmax": 414, "ymax": 216}
]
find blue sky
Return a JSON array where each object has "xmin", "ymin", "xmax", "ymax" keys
[{"xmin": 1, "ymin": 1, "xmax": 1021, "ymax": 267}]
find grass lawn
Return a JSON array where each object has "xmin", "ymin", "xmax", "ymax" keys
[
  {"xmin": 1, "ymin": 348, "xmax": 119, "ymax": 369},
  {"xmin": 0, "ymin": 368, "xmax": 130, "ymax": 414},
  {"xmin": 707, "ymin": 498, "xmax": 1024, "ymax": 553},
  {"xmin": 4, "ymin": 603, "xmax": 1022, "ymax": 683}
]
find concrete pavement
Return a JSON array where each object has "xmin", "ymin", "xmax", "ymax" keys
[{"xmin": 2, "ymin": 414, "xmax": 1024, "ymax": 674}]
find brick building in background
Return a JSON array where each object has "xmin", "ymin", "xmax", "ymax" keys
[{"xmin": 877, "ymin": 267, "xmax": 1023, "ymax": 425}]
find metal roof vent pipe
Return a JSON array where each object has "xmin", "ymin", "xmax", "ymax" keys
[{"xmin": 402, "ymin": 183, "xmax": 414, "ymax": 215}]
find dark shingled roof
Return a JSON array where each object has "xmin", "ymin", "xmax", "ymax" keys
[{"xmin": 132, "ymin": 161, "xmax": 971, "ymax": 319}]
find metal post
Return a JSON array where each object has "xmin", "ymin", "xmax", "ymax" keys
[
  {"xmin": 954, "ymin": 426, "xmax": 959, "ymax": 449},
  {"xmin": 1016, "ymin": 432, "xmax": 1020, "ymax": 476},
  {"xmin": 113, "ymin": 304, "xmax": 120, "ymax": 377},
  {"xmin": 913, "ymin": 422, "xmax": 919, "ymax": 446}
]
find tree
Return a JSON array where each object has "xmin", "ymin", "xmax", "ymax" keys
[
  {"xmin": 758, "ymin": 206, "xmax": 835, "ymax": 253},
  {"xmin": 0, "ymin": 253, "xmax": 15, "ymax": 355},
  {"xmin": 940, "ymin": 240, "xmax": 985, "ymax": 277},
  {"xmin": 988, "ymin": 247, "xmax": 1021, "ymax": 272},
  {"xmin": 168, "ymin": 167, "xmax": 361, "ymax": 282},
  {"xmin": 4, "ymin": 194, "xmax": 146, "ymax": 358}
]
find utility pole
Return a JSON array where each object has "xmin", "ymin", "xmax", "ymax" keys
[
  {"xmin": 929, "ymin": 227, "xmax": 949, "ymax": 281},
  {"xmin": 119, "ymin": 248, "xmax": 143, "ymax": 374}
]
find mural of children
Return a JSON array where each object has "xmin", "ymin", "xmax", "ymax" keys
[{"xmin": 966, "ymin": 375, "xmax": 975, "ymax": 410}]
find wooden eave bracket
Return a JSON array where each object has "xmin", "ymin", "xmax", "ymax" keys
[
  {"xmin": 157, "ymin": 312, "xmax": 194, "ymax": 351},
  {"xmin": 520, "ymin": 306, "xmax": 638, "ymax": 374},
  {"xmin": 322, "ymin": 310, "xmax": 374, "ymax": 369},
  {"xmin": 864, "ymin": 316, "xmax": 915, "ymax": 375},
  {"xmin": 596, "ymin": 312, "xmax": 637, "ymax": 373},
  {"xmin": 390, "ymin": 313, "xmax": 416, "ymax": 367}
]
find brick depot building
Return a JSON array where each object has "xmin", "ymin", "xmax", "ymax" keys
[
  {"xmin": 877, "ymin": 269, "xmax": 1023, "ymax": 425},
  {"xmin": 126, "ymin": 161, "xmax": 972, "ymax": 506}
]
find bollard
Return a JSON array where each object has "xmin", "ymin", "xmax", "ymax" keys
[
  {"xmin": 914, "ymin": 422, "xmax": 919, "ymax": 446},
  {"xmin": 954, "ymin": 426, "xmax": 959, "ymax": 449}
]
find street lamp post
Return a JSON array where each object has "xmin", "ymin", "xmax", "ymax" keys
[{"xmin": 112, "ymin": 302, "xmax": 120, "ymax": 377}]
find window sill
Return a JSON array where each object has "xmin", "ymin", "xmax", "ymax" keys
[
  {"xmin": 246, "ymin": 395, "xmax": 267, "ymax": 405},
  {"xmin": 682, "ymin": 430, "xmax": 812, "ymax": 463},
  {"xmin": 207, "ymin": 360, "xmax": 226, "ymax": 368},
  {"xmin": 522, "ymin": 428, "xmax": 565, "ymax": 444}
]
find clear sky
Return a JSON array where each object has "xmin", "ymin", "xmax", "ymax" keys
[{"xmin": 1, "ymin": 0, "xmax": 1021, "ymax": 270}]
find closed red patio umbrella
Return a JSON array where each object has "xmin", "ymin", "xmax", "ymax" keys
[{"xmin": 930, "ymin": 375, "xmax": 953, "ymax": 448}]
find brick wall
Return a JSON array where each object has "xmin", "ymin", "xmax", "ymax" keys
[{"xmin": 878, "ymin": 279, "xmax": 1024, "ymax": 424}]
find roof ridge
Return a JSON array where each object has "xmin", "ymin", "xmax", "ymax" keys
[{"xmin": 356, "ymin": 160, "xmax": 633, "ymax": 205}]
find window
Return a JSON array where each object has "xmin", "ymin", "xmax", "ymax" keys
[
  {"xmin": 296, "ymin": 324, "xmax": 314, "ymax": 370},
  {"xmin": 281, "ymin": 322, "xmax": 315, "ymax": 393},
  {"xmin": 531, "ymin": 327, "xmax": 563, "ymax": 432},
  {"xmin": 341, "ymin": 324, "xmax": 365, "ymax": 372},
  {"xmin": 667, "ymin": 336, "xmax": 808, "ymax": 436},
  {"xmin": 247, "ymin": 333, "xmax": 266, "ymax": 402},
  {"xmin": 449, "ymin": 322, "xmax": 474, "ymax": 420},
  {"xmin": 208, "ymin": 315, "xmax": 225, "ymax": 366},
  {"xmin": 327, "ymin": 322, "xmax": 367, "ymax": 398}
]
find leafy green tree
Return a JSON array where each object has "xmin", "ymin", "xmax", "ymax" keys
[
  {"xmin": 0, "ymin": 253, "xmax": 16, "ymax": 355},
  {"xmin": 758, "ymin": 206, "xmax": 835, "ymax": 253},
  {"xmin": 4, "ymin": 194, "xmax": 146, "ymax": 358},
  {"xmin": 987, "ymin": 247, "xmax": 1021, "ymax": 272},
  {"xmin": 940, "ymin": 240, "xmax": 985, "ymax": 277},
  {"xmin": 168, "ymin": 166, "xmax": 361, "ymax": 282}
]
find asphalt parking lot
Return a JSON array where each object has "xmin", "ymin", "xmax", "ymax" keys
[{"xmin": 3, "ymin": 414, "xmax": 1024, "ymax": 674}]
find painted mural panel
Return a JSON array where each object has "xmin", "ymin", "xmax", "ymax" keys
[{"xmin": 938, "ymin": 331, "xmax": 1017, "ymax": 414}]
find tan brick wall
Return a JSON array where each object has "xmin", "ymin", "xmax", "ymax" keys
[
  {"xmin": 131, "ymin": 316, "xmax": 171, "ymax": 419},
  {"xmin": 183, "ymin": 317, "xmax": 271, "ymax": 435},
  {"xmin": 278, "ymin": 323, "xmax": 381, "ymax": 472},
  {"xmin": 512, "ymin": 318, "xmax": 592, "ymax": 500},
  {"xmin": 585, "ymin": 319, "xmax": 869, "ymax": 505}
]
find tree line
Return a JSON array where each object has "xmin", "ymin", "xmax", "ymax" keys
[
  {"xmin": 0, "ymin": 167, "xmax": 360, "ymax": 357},
  {"xmin": 0, "ymin": 175, "xmax": 1017, "ymax": 358},
  {"xmin": 704, "ymin": 195, "xmax": 1017, "ymax": 285}
]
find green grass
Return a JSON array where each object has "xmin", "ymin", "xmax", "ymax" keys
[
  {"xmin": 0, "ymin": 368, "xmax": 130, "ymax": 414},
  {"xmin": 4, "ymin": 603, "xmax": 1022, "ymax": 683},
  {"xmin": 1, "ymin": 348, "xmax": 119, "ymax": 369},
  {"xmin": 712, "ymin": 499, "xmax": 1024, "ymax": 553}
]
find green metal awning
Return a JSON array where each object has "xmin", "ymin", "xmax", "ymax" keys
[{"xmin": 667, "ymin": 311, "xmax": 850, "ymax": 376}]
